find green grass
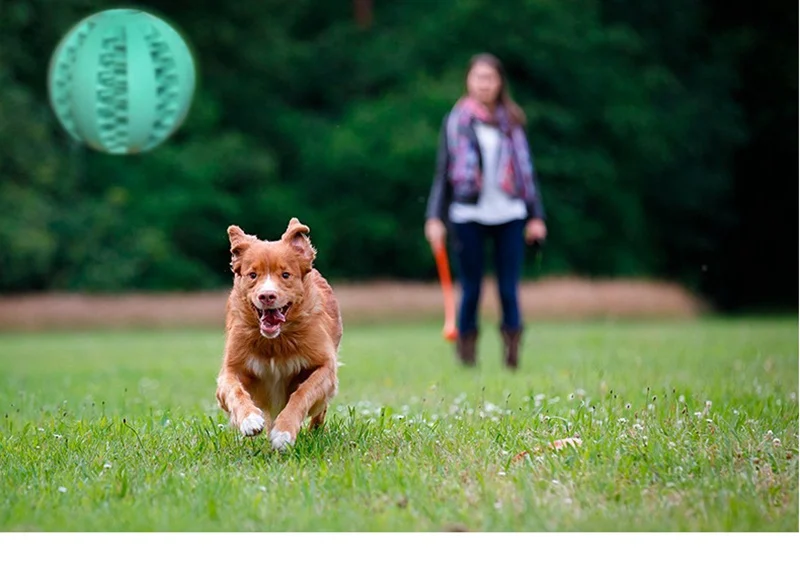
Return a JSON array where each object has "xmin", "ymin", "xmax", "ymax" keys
[{"xmin": 0, "ymin": 318, "xmax": 797, "ymax": 531}]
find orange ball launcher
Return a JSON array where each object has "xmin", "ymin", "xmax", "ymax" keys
[{"xmin": 433, "ymin": 243, "xmax": 457, "ymax": 342}]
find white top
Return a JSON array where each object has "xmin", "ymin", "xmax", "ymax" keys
[{"xmin": 449, "ymin": 121, "xmax": 528, "ymax": 225}]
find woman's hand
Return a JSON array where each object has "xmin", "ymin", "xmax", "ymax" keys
[
  {"xmin": 425, "ymin": 218, "xmax": 447, "ymax": 251},
  {"xmin": 524, "ymin": 218, "xmax": 547, "ymax": 245}
]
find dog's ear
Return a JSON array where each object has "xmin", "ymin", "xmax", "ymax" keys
[
  {"xmin": 227, "ymin": 225, "xmax": 257, "ymax": 276},
  {"xmin": 281, "ymin": 217, "xmax": 316, "ymax": 271}
]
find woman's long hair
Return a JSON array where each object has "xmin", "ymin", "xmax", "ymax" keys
[{"xmin": 466, "ymin": 53, "xmax": 527, "ymax": 127}]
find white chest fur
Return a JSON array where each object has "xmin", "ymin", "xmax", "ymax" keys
[{"xmin": 246, "ymin": 355, "xmax": 310, "ymax": 419}]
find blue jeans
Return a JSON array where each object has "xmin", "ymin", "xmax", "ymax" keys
[{"xmin": 451, "ymin": 219, "xmax": 526, "ymax": 335}]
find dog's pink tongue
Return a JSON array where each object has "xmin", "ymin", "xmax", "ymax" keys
[{"xmin": 262, "ymin": 309, "xmax": 286, "ymax": 326}]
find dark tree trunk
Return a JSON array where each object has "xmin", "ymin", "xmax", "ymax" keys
[{"xmin": 354, "ymin": 0, "xmax": 373, "ymax": 29}]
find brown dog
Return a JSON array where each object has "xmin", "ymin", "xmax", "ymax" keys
[{"xmin": 215, "ymin": 218, "xmax": 342, "ymax": 450}]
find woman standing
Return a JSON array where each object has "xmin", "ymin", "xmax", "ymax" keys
[{"xmin": 425, "ymin": 53, "xmax": 547, "ymax": 369}]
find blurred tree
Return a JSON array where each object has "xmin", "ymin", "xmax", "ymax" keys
[
  {"xmin": 0, "ymin": 0, "xmax": 792, "ymax": 310},
  {"xmin": 600, "ymin": 1, "xmax": 747, "ymax": 287},
  {"xmin": 704, "ymin": 0, "xmax": 798, "ymax": 311}
]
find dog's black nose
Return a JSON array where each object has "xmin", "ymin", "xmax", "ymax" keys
[{"xmin": 259, "ymin": 292, "xmax": 277, "ymax": 304}]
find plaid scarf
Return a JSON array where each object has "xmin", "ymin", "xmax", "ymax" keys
[{"xmin": 446, "ymin": 96, "xmax": 536, "ymax": 203}]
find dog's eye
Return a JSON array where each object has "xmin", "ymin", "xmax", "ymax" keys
[
  {"xmin": 248, "ymin": 272, "xmax": 257, "ymax": 280},
  {"xmin": 281, "ymin": 272, "xmax": 291, "ymax": 279}
]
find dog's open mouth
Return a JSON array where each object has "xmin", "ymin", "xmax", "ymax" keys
[{"xmin": 254, "ymin": 303, "xmax": 292, "ymax": 337}]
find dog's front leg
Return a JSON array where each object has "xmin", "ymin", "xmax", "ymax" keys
[
  {"xmin": 216, "ymin": 370, "xmax": 269, "ymax": 437},
  {"xmin": 270, "ymin": 361, "xmax": 337, "ymax": 450}
]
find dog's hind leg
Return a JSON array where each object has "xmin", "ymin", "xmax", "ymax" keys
[{"xmin": 309, "ymin": 405, "xmax": 327, "ymax": 430}]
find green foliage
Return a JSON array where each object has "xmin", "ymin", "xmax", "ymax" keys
[{"xmin": 0, "ymin": 0, "xmax": 777, "ymax": 302}]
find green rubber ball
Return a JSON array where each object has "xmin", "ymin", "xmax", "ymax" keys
[{"xmin": 48, "ymin": 8, "xmax": 196, "ymax": 154}]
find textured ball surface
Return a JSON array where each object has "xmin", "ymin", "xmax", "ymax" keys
[{"xmin": 48, "ymin": 8, "xmax": 196, "ymax": 154}]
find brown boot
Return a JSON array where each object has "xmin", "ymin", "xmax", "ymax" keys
[
  {"xmin": 500, "ymin": 327, "xmax": 522, "ymax": 370},
  {"xmin": 456, "ymin": 330, "xmax": 478, "ymax": 366}
]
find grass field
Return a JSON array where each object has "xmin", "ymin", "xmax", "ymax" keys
[{"xmin": 0, "ymin": 318, "xmax": 797, "ymax": 531}]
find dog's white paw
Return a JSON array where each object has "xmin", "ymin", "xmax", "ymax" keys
[
  {"xmin": 239, "ymin": 413, "xmax": 266, "ymax": 437},
  {"xmin": 270, "ymin": 429, "xmax": 294, "ymax": 451}
]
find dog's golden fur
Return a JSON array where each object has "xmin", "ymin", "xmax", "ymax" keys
[{"xmin": 215, "ymin": 218, "xmax": 342, "ymax": 450}]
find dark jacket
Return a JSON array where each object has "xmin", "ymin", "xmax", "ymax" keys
[{"xmin": 425, "ymin": 113, "xmax": 546, "ymax": 222}]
